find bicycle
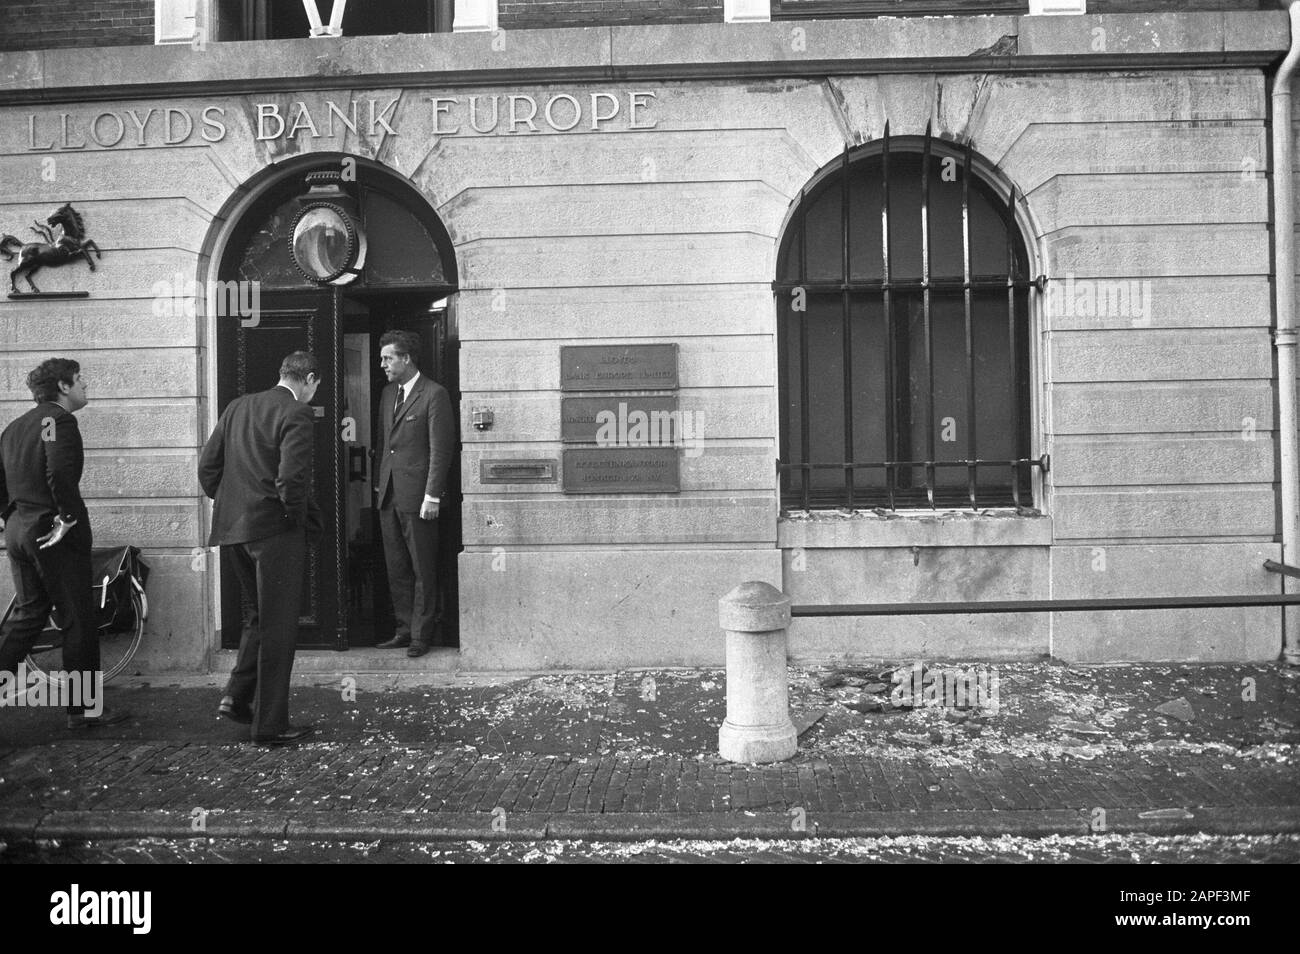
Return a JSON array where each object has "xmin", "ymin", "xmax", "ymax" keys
[{"xmin": 0, "ymin": 545, "xmax": 149, "ymax": 688}]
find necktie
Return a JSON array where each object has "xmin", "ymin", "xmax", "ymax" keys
[{"xmin": 394, "ymin": 385, "xmax": 405, "ymax": 417}]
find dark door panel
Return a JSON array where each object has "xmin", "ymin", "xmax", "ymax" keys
[
  {"xmin": 414, "ymin": 309, "xmax": 460, "ymax": 646},
  {"xmin": 215, "ymin": 292, "xmax": 345, "ymax": 650}
]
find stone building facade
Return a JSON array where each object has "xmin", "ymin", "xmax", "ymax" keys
[{"xmin": 0, "ymin": 1, "xmax": 1294, "ymax": 673}]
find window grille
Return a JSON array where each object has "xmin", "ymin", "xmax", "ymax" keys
[{"xmin": 775, "ymin": 124, "xmax": 1048, "ymax": 512}]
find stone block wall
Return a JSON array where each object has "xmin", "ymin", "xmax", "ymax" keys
[{"xmin": 0, "ymin": 15, "xmax": 1287, "ymax": 670}]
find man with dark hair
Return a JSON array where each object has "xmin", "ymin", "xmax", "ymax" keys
[
  {"xmin": 199, "ymin": 350, "xmax": 321, "ymax": 746},
  {"xmin": 375, "ymin": 330, "xmax": 456, "ymax": 657},
  {"xmin": 0, "ymin": 358, "xmax": 130, "ymax": 727}
]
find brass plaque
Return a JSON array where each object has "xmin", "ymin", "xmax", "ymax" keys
[
  {"xmin": 561, "ymin": 396, "xmax": 679, "ymax": 444},
  {"xmin": 560, "ymin": 344, "xmax": 678, "ymax": 391},
  {"xmin": 562, "ymin": 448, "xmax": 680, "ymax": 494}
]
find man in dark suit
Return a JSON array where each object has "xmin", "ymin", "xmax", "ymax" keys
[
  {"xmin": 375, "ymin": 330, "xmax": 455, "ymax": 657},
  {"xmin": 0, "ymin": 358, "xmax": 130, "ymax": 727},
  {"xmin": 199, "ymin": 351, "xmax": 321, "ymax": 746}
]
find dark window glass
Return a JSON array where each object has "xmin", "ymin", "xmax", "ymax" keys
[
  {"xmin": 237, "ymin": 195, "xmax": 304, "ymax": 288},
  {"xmin": 362, "ymin": 190, "xmax": 447, "ymax": 286},
  {"xmin": 231, "ymin": 0, "xmax": 452, "ymax": 41}
]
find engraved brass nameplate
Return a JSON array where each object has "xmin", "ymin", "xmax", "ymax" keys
[
  {"xmin": 560, "ymin": 344, "xmax": 678, "ymax": 391},
  {"xmin": 561, "ymin": 448, "xmax": 680, "ymax": 494}
]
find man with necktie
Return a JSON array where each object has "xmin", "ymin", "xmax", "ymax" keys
[{"xmin": 374, "ymin": 330, "xmax": 455, "ymax": 658}]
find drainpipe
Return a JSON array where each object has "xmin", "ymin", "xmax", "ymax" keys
[{"xmin": 1272, "ymin": 1, "xmax": 1300, "ymax": 666}]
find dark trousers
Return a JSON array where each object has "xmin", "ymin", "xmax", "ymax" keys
[
  {"xmin": 379, "ymin": 505, "xmax": 439, "ymax": 645},
  {"xmin": 0, "ymin": 510, "xmax": 97, "ymax": 713},
  {"xmin": 223, "ymin": 527, "xmax": 305, "ymax": 737}
]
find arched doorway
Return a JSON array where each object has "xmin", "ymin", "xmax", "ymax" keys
[{"xmin": 211, "ymin": 156, "xmax": 459, "ymax": 652}]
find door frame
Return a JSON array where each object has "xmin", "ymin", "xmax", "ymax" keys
[
  {"xmin": 338, "ymin": 292, "xmax": 461, "ymax": 647},
  {"xmin": 197, "ymin": 153, "xmax": 459, "ymax": 661}
]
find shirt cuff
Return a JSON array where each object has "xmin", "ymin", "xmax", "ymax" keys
[{"xmin": 424, "ymin": 495, "xmax": 440, "ymax": 504}]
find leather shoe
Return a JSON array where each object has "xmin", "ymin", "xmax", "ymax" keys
[
  {"xmin": 218, "ymin": 695, "xmax": 253, "ymax": 725},
  {"xmin": 67, "ymin": 708, "xmax": 132, "ymax": 730},
  {"xmin": 406, "ymin": 642, "xmax": 430, "ymax": 658},
  {"xmin": 375, "ymin": 635, "xmax": 411, "ymax": 649},
  {"xmin": 253, "ymin": 725, "xmax": 314, "ymax": 747}
]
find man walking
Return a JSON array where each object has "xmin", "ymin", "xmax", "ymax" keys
[
  {"xmin": 199, "ymin": 351, "xmax": 321, "ymax": 746},
  {"xmin": 0, "ymin": 358, "xmax": 129, "ymax": 727},
  {"xmin": 375, "ymin": 330, "xmax": 455, "ymax": 657}
]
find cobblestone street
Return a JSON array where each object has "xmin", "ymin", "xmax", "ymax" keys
[{"xmin": 2, "ymin": 663, "xmax": 1297, "ymax": 853}]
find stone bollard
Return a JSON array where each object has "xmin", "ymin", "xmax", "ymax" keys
[{"xmin": 717, "ymin": 581, "xmax": 798, "ymax": 764}]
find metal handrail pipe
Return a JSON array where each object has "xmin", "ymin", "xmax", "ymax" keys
[{"xmin": 791, "ymin": 595, "xmax": 1300, "ymax": 617}]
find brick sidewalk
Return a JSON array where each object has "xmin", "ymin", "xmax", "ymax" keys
[
  {"xmin": 2, "ymin": 739, "xmax": 1297, "ymax": 813},
  {"xmin": 1, "ymin": 664, "xmax": 1297, "ymax": 841},
  {"xmin": 1, "ymin": 741, "xmax": 1297, "ymax": 840}
]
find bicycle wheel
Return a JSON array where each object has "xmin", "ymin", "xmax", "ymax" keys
[{"xmin": 25, "ymin": 585, "xmax": 145, "ymax": 687}]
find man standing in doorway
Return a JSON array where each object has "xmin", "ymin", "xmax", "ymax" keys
[
  {"xmin": 375, "ymin": 330, "xmax": 455, "ymax": 658},
  {"xmin": 0, "ymin": 358, "xmax": 130, "ymax": 727},
  {"xmin": 199, "ymin": 351, "xmax": 321, "ymax": 746}
]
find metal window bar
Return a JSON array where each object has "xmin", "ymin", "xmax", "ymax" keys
[
  {"xmin": 782, "ymin": 458, "xmax": 1048, "ymax": 507},
  {"xmin": 841, "ymin": 144, "xmax": 855, "ymax": 509},
  {"xmin": 798, "ymin": 184, "xmax": 811, "ymax": 512},
  {"xmin": 773, "ymin": 278, "xmax": 1040, "ymax": 292},
  {"xmin": 882, "ymin": 122, "xmax": 896, "ymax": 511},
  {"xmin": 963, "ymin": 139, "xmax": 977, "ymax": 511},
  {"xmin": 921, "ymin": 123, "xmax": 936, "ymax": 508},
  {"xmin": 1006, "ymin": 182, "xmax": 1022, "ymax": 509}
]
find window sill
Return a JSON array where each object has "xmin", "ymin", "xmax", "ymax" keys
[{"xmin": 778, "ymin": 508, "xmax": 1052, "ymax": 549}]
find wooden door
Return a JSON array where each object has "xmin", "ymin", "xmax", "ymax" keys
[{"xmin": 215, "ymin": 290, "xmax": 346, "ymax": 650}]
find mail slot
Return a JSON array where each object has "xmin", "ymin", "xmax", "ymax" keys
[{"xmin": 479, "ymin": 459, "xmax": 559, "ymax": 484}]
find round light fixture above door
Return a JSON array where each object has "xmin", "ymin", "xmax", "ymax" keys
[{"xmin": 289, "ymin": 170, "xmax": 367, "ymax": 286}]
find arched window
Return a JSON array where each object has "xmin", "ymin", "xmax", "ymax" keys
[{"xmin": 775, "ymin": 127, "xmax": 1045, "ymax": 512}]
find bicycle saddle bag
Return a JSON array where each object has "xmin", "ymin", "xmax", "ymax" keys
[{"xmin": 90, "ymin": 546, "xmax": 150, "ymax": 631}]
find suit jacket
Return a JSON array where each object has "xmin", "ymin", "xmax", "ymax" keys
[
  {"xmin": 198, "ymin": 386, "xmax": 321, "ymax": 546},
  {"xmin": 0, "ymin": 402, "xmax": 89, "ymax": 529},
  {"xmin": 376, "ymin": 372, "xmax": 456, "ymax": 513}
]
